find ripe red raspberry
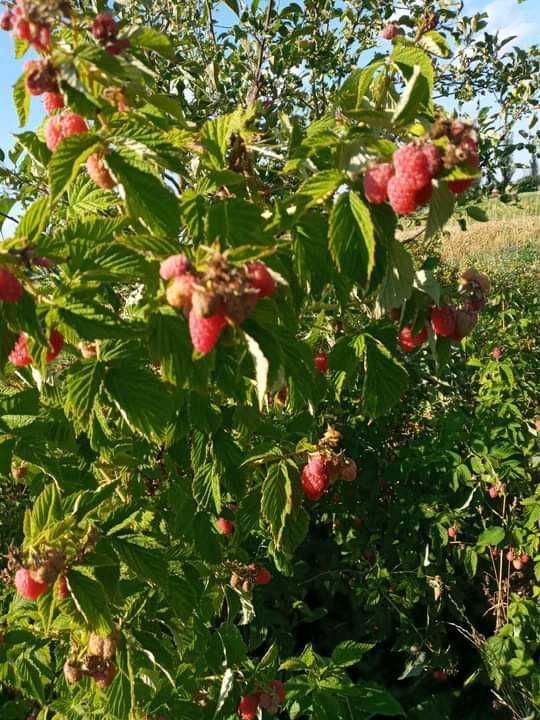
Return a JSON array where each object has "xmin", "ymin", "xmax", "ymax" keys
[
  {"xmin": 447, "ymin": 526, "xmax": 457, "ymax": 539},
  {"xmin": 166, "ymin": 274, "xmax": 195, "ymax": 311},
  {"xmin": 393, "ymin": 144, "xmax": 431, "ymax": 190},
  {"xmin": 24, "ymin": 60, "xmax": 58, "ymax": 96},
  {"xmin": 14, "ymin": 567, "xmax": 48, "ymax": 601},
  {"xmin": 433, "ymin": 670, "xmax": 448, "ymax": 683},
  {"xmin": 216, "ymin": 517, "xmax": 234, "ymax": 536},
  {"xmin": 450, "ymin": 310, "xmax": 477, "ymax": 342},
  {"xmin": 160, "ymin": 254, "xmax": 191, "ymax": 281},
  {"xmin": 188, "ymin": 309, "xmax": 227, "ymax": 354},
  {"xmin": 380, "ymin": 23, "xmax": 400, "ymax": 39},
  {"xmin": 314, "ymin": 351, "xmax": 328, "ymax": 373},
  {"xmin": 387, "ymin": 175, "xmax": 429, "ymax": 215},
  {"xmin": 0, "ymin": 266, "xmax": 23, "ymax": 302},
  {"xmin": 398, "ymin": 325, "xmax": 428, "ymax": 352},
  {"xmin": 252, "ymin": 565, "xmax": 272, "ymax": 585},
  {"xmin": 56, "ymin": 575, "xmax": 69, "ymax": 600},
  {"xmin": 363, "ymin": 163, "xmax": 394, "ymax": 204},
  {"xmin": 0, "ymin": 10, "xmax": 12, "ymax": 31},
  {"xmin": 92, "ymin": 12, "xmax": 118, "ymax": 42},
  {"xmin": 106, "ymin": 38, "xmax": 130, "ymax": 56},
  {"xmin": 447, "ymin": 178, "xmax": 474, "ymax": 195},
  {"xmin": 247, "ymin": 261, "xmax": 276, "ymax": 298},
  {"xmin": 43, "ymin": 91, "xmax": 64, "ymax": 113},
  {"xmin": 422, "ymin": 144, "xmax": 442, "ymax": 178},
  {"xmin": 46, "ymin": 329, "xmax": 64, "ymax": 362},
  {"xmin": 86, "ymin": 152, "xmax": 115, "ymax": 189},
  {"xmin": 301, "ymin": 466, "xmax": 326, "ymax": 500},
  {"xmin": 238, "ymin": 694, "xmax": 260, "ymax": 720},
  {"xmin": 430, "ymin": 306, "xmax": 456, "ymax": 337},
  {"xmin": 45, "ymin": 113, "xmax": 88, "ymax": 152}
]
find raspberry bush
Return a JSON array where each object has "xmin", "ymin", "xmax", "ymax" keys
[{"xmin": 0, "ymin": 2, "xmax": 537, "ymax": 720}]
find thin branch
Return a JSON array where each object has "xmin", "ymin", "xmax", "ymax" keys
[
  {"xmin": 0, "ymin": 210, "xmax": 17, "ymax": 224},
  {"xmin": 205, "ymin": 0, "xmax": 218, "ymax": 51},
  {"xmin": 246, "ymin": 0, "xmax": 275, "ymax": 105}
]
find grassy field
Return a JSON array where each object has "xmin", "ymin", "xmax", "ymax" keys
[{"xmin": 442, "ymin": 191, "xmax": 540, "ymax": 269}]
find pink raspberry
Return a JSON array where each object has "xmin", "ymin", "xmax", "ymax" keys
[
  {"xmin": 246, "ymin": 261, "xmax": 276, "ymax": 298},
  {"xmin": 9, "ymin": 333, "xmax": 32, "ymax": 367},
  {"xmin": 380, "ymin": 23, "xmax": 400, "ymax": 40},
  {"xmin": 430, "ymin": 306, "xmax": 456, "ymax": 337},
  {"xmin": 387, "ymin": 175, "xmax": 420, "ymax": 215},
  {"xmin": 491, "ymin": 347, "xmax": 503, "ymax": 360},
  {"xmin": 188, "ymin": 310, "xmax": 227, "ymax": 354},
  {"xmin": 14, "ymin": 567, "xmax": 48, "ymax": 601},
  {"xmin": 92, "ymin": 12, "xmax": 118, "ymax": 42},
  {"xmin": 422, "ymin": 144, "xmax": 442, "ymax": 178},
  {"xmin": 86, "ymin": 153, "xmax": 115, "ymax": 189},
  {"xmin": 45, "ymin": 112, "xmax": 88, "ymax": 152},
  {"xmin": 398, "ymin": 325, "xmax": 428, "ymax": 352},
  {"xmin": 160, "ymin": 254, "xmax": 191, "ymax": 280},
  {"xmin": 0, "ymin": 266, "xmax": 23, "ymax": 302},
  {"xmin": 301, "ymin": 454, "xmax": 330, "ymax": 500},
  {"xmin": 216, "ymin": 517, "xmax": 234, "ymax": 535},
  {"xmin": 363, "ymin": 163, "xmax": 394, "ymax": 204},
  {"xmin": 393, "ymin": 144, "xmax": 431, "ymax": 189},
  {"xmin": 249, "ymin": 565, "xmax": 272, "ymax": 585},
  {"xmin": 43, "ymin": 91, "xmax": 64, "ymax": 113}
]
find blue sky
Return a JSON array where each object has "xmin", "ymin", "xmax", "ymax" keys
[{"xmin": 0, "ymin": 0, "xmax": 538, "ymax": 161}]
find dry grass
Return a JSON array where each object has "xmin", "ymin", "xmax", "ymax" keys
[{"xmin": 442, "ymin": 193, "xmax": 540, "ymax": 266}]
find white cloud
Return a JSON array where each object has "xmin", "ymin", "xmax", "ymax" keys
[{"xmin": 474, "ymin": 0, "xmax": 539, "ymax": 44}]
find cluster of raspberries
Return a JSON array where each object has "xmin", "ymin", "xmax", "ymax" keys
[
  {"xmin": 238, "ymin": 680, "xmax": 286, "ymax": 719},
  {"xmin": 64, "ymin": 632, "xmax": 119, "ymax": 689},
  {"xmin": 0, "ymin": 0, "xmax": 70, "ymax": 51},
  {"xmin": 161, "ymin": 252, "xmax": 277, "ymax": 354},
  {"xmin": 363, "ymin": 122, "xmax": 479, "ymax": 215},
  {"xmin": 9, "ymin": 328, "xmax": 64, "ymax": 367},
  {"xmin": 14, "ymin": 548, "xmax": 67, "ymax": 602},
  {"xmin": 301, "ymin": 426, "xmax": 357, "ymax": 502},
  {"xmin": 91, "ymin": 11, "xmax": 129, "ymax": 56},
  {"xmin": 229, "ymin": 563, "xmax": 273, "ymax": 593},
  {"xmin": 397, "ymin": 267, "xmax": 490, "ymax": 352},
  {"xmin": 22, "ymin": 57, "xmax": 64, "ymax": 113}
]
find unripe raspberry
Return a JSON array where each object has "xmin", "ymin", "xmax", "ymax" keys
[
  {"xmin": 398, "ymin": 325, "xmax": 427, "ymax": 352},
  {"xmin": 216, "ymin": 517, "xmax": 234, "ymax": 536},
  {"xmin": 447, "ymin": 526, "xmax": 457, "ymax": 539},
  {"xmin": 86, "ymin": 152, "xmax": 115, "ymax": 189},
  {"xmin": 393, "ymin": 144, "xmax": 431, "ymax": 190},
  {"xmin": 512, "ymin": 558, "xmax": 522, "ymax": 571},
  {"xmin": 451, "ymin": 310, "xmax": 477, "ymax": 342},
  {"xmin": 188, "ymin": 309, "xmax": 227, "ymax": 354},
  {"xmin": 238, "ymin": 694, "xmax": 260, "ymax": 720},
  {"xmin": 43, "ymin": 91, "xmax": 64, "ymax": 113},
  {"xmin": 0, "ymin": 266, "xmax": 23, "ymax": 302},
  {"xmin": 0, "ymin": 10, "xmax": 12, "ymax": 30},
  {"xmin": 56, "ymin": 575, "xmax": 69, "ymax": 600},
  {"xmin": 166, "ymin": 274, "xmax": 195, "ymax": 311},
  {"xmin": 92, "ymin": 12, "xmax": 118, "ymax": 42},
  {"xmin": 314, "ymin": 351, "xmax": 328, "ymax": 373},
  {"xmin": 430, "ymin": 306, "xmax": 456, "ymax": 337},
  {"xmin": 506, "ymin": 548, "xmax": 515, "ymax": 562},
  {"xmin": 246, "ymin": 261, "xmax": 276, "ymax": 298},
  {"xmin": 160, "ymin": 254, "xmax": 191, "ymax": 280},
  {"xmin": 63, "ymin": 661, "xmax": 82, "ymax": 685},
  {"xmin": 363, "ymin": 163, "xmax": 394, "ymax": 204},
  {"xmin": 421, "ymin": 143, "xmax": 442, "ymax": 177},
  {"xmin": 94, "ymin": 663, "xmax": 117, "ymax": 689},
  {"xmin": 380, "ymin": 23, "xmax": 400, "ymax": 40},
  {"xmin": 14, "ymin": 567, "xmax": 48, "ymax": 601}
]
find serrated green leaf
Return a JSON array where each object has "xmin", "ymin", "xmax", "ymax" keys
[
  {"xmin": 13, "ymin": 73, "xmax": 30, "ymax": 127},
  {"xmin": 363, "ymin": 334, "xmax": 409, "ymax": 417},
  {"xmin": 49, "ymin": 133, "xmax": 100, "ymax": 202}
]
